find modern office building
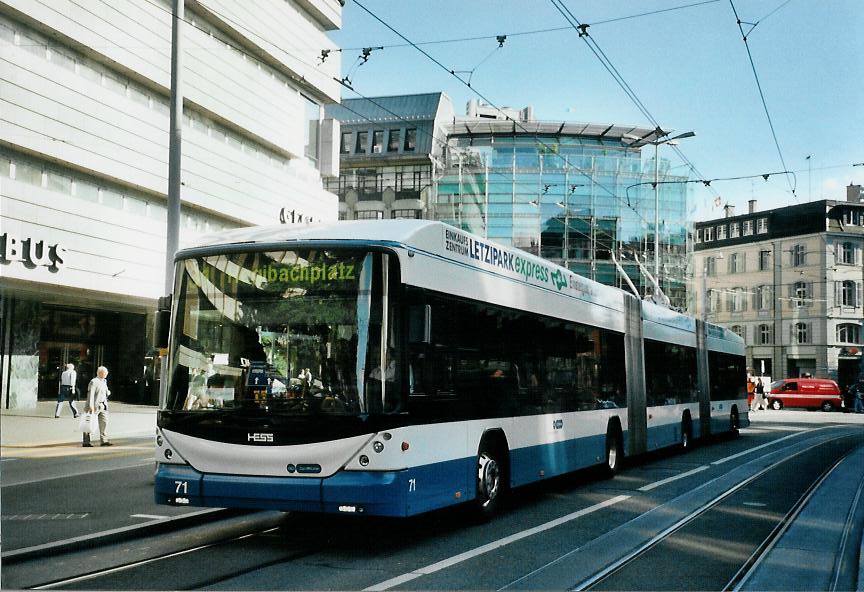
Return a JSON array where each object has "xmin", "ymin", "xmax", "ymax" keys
[
  {"xmin": 693, "ymin": 188, "xmax": 864, "ymax": 388},
  {"xmin": 327, "ymin": 94, "xmax": 693, "ymax": 307},
  {"xmin": 1, "ymin": 0, "xmax": 343, "ymax": 408},
  {"xmin": 323, "ymin": 92, "xmax": 454, "ymax": 221}
]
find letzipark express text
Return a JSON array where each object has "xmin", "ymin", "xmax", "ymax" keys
[{"xmin": 445, "ymin": 229, "xmax": 567, "ymax": 290}]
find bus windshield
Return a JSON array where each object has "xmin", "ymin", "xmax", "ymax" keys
[{"xmin": 163, "ymin": 249, "xmax": 396, "ymax": 416}]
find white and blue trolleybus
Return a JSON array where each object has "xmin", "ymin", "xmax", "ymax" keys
[{"xmin": 155, "ymin": 220, "xmax": 747, "ymax": 517}]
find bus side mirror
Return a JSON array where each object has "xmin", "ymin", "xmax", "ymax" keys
[
  {"xmin": 408, "ymin": 304, "xmax": 431, "ymax": 344},
  {"xmin": 154, "ymin": 296, "xmax": 172, "ymax": 349}
]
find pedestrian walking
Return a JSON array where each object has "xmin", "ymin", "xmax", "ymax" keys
[
  {"xmin": 56, "ymin": 363, "xmax": 80, "ymax": 418},
  {"xmin": 83, "ymin": 366, "xmax": 112, "ymax": 447},
  {"xmin": 855, "ymin": 386, "xmax": 864, "ymax": 414},
  {"xmin": 753, "ymin": 379, "xmax": 767, "ymax": 411}
]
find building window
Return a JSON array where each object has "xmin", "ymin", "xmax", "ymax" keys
[
  {"xmin": 730, "ymin": 325, "xmax": 744, "ymax": 340},
  {"xmin": 387, "ymin": 129, "xmax": 401, "ymax": 153},
  {"xmin": 792, "ymin": 244, "xmax": 806, "ymax": 267},
  {"xmin": 404, "ymin": 128, "xmax": 417, "ymax": 151},
  {"xmin": 371, "ymin": 130, "xmax": 384, "ymax": 153},
  {"xmin": 835, "ymin": 280, "xmax": 861, "ymax": 307},
  {"xmin": 756, "ymin": 285, "xmax": 772, "ymax": 310},
  {"xmin": 792, "ymin": 281, "xmax": 810, "ymax": 307},
  {"xmin": 756, "ymin": 218, "xmax": 768, "ymax": 233},
  {"xmin": 743, "ymin": 220, "xmax": 754, "ymax": 236},
  {"xmin": 729, "ymin": 253, "xmax": 744, "ymax": 273},
  {"xmin": 705, "ymin": 256, "xmax": 716, "ymax": 276},
  {"xmin": 705, "ymin": 226, "xmax": 715, "ymax": 242},
  {"xmin": 794, "ymin": 322, "xmax": 809, "ymax": 344},
  {"xmin": 338, "ymin": 211, "xmax": 348, "ymax": 221},
  {"xmin": 717, "ymin": 225, "xmax": 727, "ymax": 240},
  {"xmin": 708, "ymin": 289, "xmax": 720, "ymax": 313},
  {"xmin": 758, "ymin": 324, "xmax": 772, "ymax": 345},
  {"xmin": 729, "ymin": 287, "xmax": 747, "ymax": 312},
  {"xmin": 837, "ymin": 241, "xmax": 859, "ymax": 265},
  {"xmin": 340, "ymin": 131, "xmax": 352, "ymax": 154},
  {"xmin": 730, "ymin": 222, "xmax": 740, "ymax": 238},
  {"xmin": 355, "ymin": 210, "xmax": 383, "ymax": 220},
  {"xmin": 391, "ymin": 209, "xmax": 422, "ymax": 219},
  {"xmin": 759, "ymin": 250, "xmax": 771, "ymax": 271},
  {"xmin": 356, "ymin": 131, "xmax": 368, "ymax": 153},
  {"xmin": 837, "ymin": 323, "xmax": 862, "ymax": 344},
  {"xmin": 695, "ymin": 228, "xmax": 702, "ymax": 243}
]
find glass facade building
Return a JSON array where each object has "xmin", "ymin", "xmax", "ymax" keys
[{"xmin": 434, "ymin": 122, "xmax": 691, "ymax": 308}]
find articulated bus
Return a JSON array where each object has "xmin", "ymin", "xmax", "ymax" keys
[{"xmin": 154, "ymin": 220, "xmax": 747, "ymax": 518}]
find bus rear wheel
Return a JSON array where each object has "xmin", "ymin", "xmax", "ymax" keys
[{"xmin": 601, "ymin": 430, "xmax": 621, "ymax": 478}]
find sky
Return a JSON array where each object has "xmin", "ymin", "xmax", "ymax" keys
[{"xmin": 328, "ymin": 0, "xmax": 863, "ymax": 221}]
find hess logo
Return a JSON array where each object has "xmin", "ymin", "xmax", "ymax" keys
[{"xmin": 247, "ymin": 433, "xmax": 274, "ymax": 443}]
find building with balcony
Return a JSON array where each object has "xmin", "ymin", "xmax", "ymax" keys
[
  {"xmin": 1, "ymin": 0, "xmax": 342, "ymax": 408},
  {"xmin": 693, "ymin": 188, "xmax": 864, "ymax": 388},
  {"xmin": 327, "ymin": 94, "xmax": 693, "ymax": 308}
]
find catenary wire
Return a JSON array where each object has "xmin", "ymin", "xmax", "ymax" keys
[{"xmin": 728, "ymin": 0, "xmax": 797, "ymax": 200}]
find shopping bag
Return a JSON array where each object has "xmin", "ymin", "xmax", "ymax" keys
[{"xmin": 78, "ymin": 413, "xmax": 97, "ymax": 435}]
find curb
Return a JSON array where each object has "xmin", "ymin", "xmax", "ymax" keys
[{"xmin": 1, "ymin": 508, "xmax": 241, "ymax": 564}]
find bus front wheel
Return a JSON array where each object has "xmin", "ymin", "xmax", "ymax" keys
[{"xmin": 475, "ymin": 443, "xmax": 505, "ymax": 519}]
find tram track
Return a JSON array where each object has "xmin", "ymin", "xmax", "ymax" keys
[
  {"xmin": 574, "ymin": 431, "xmax": 862, "ymax": 591},
  {"xmin": 7, "ymin": 426, "xmax": 861, "ymax": 591}
]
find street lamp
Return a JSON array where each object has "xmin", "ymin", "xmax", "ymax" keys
[{"xmin": 623, "ymin": 130, "xmax": 695, "ymax": 296}]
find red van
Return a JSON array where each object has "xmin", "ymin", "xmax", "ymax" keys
[{"xmin": 767, "ymin": 378, "xmax": 843, "ymax": 412}]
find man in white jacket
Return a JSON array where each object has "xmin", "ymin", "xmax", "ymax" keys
[{"xmin": 83, "ymin": 366, "xmax": 112, "ymax": 447}]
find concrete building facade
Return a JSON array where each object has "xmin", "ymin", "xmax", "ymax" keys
[
  {"xmin": 694, "ymin": 189, "xmax": 864, "ymax": 389},
  {"xmin": 1, "ymin": 0, "xmax": 342, "ymax": 408}
]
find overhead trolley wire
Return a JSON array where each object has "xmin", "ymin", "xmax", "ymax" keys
[
  {"xmin": 728, "ymin": 0, "xmax": 798, "ymax": 200},
  {"xmin": 335, "ymin": 0, "xmax": 720, "ymax": 53},
  {"xmin": 139, "ymin": 0, "xmax": 634, "ymax": 249},
  {"xmin": 547, "ymin": 0, "xmax": 724, "ymax": 211}
]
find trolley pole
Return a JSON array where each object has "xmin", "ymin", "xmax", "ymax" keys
[{"xmin": 165, "ymin": 0, "xmax": 183, "ymax": 296}]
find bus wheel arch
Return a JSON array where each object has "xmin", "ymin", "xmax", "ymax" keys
[
  {"xmin": 601, "ymin": 418, "xmax": 623, "ymax": 479},
  {"xmin": 474, "ymin": 429, "xmax": 509, "ymax": 519}
]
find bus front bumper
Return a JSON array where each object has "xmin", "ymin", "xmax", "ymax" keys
[{"xmin": 155, "ymin": 464, "xmax": 411, "ymax": 517}]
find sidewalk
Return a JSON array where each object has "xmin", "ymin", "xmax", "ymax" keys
[{"xmin": 1, "ymin": 401, "xmax": 157, "ymax": 447}]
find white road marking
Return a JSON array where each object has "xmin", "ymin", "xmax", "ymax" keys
[
  {"xmin": 711, "ymin": 429, "xmax": 818, "ymax": 465},
  {"xmin": 638, "ymin": 465, "xmax": 709, "ymax": 491},
  {"xmin": 130, "ymin": 514, "xmax": 169, "ymax": 520},
  {"xmin": 365, "ymin": 427, "xmax": 829, "ymax": 591},
  {"xmin": 1, "ymin": 461, "xmax": 154, "ymax": 488},
  {"xmin": 363, "ymin": 495, "xmax": 631, "ymax": 591}
]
